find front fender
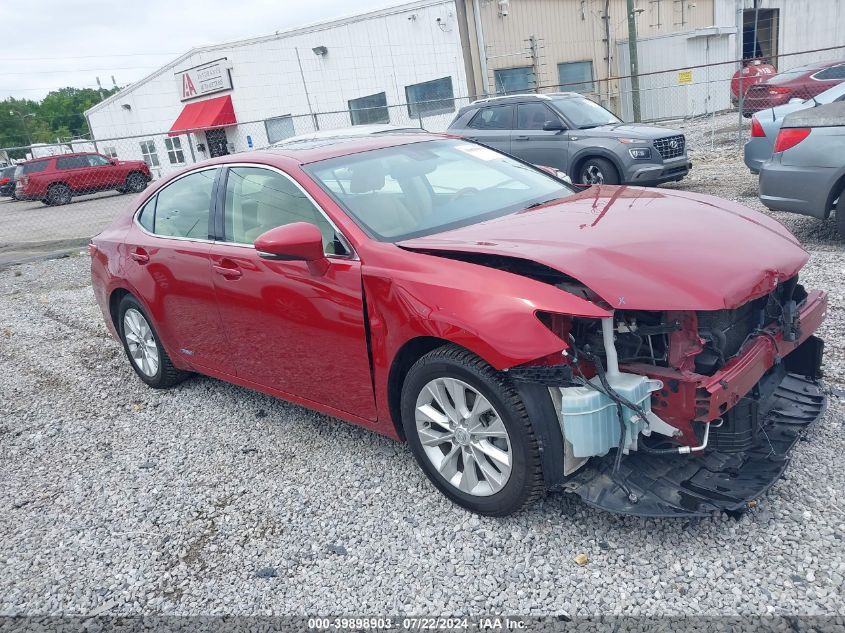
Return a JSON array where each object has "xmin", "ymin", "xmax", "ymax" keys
[{"xmin": 363, "ymin": 252, "xmax": 610, "ymax": 428}]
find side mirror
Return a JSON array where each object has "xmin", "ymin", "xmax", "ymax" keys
[
  {"xmin": 542, "ymin": 120, "xmax": 566, "ymax": 131},
  {"xmin": 254, "ymin": 222, "xmax": 325, "ymax": 262}
]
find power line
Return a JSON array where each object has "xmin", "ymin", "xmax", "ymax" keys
[
  {"xmin": 0, "ymin": 52, "xmax": 181, "ymax": 61},
  {"xmin": 0, "ymin": 65, "xmax": 161, "ymax": 76}
]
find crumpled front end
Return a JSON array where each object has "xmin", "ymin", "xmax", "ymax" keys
[{"xmin": 517, "ymin": 277, "xmax": 828, "ymax": 517}]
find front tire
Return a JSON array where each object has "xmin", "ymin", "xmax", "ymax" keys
[
  {"xmin": 125, "ymin": 172, "xmax": 147, "ymax": 194},
  {"xmin": 578, "ymin": 157, "xmax": 620, "ymax": 185},
  {"xmin": 117, "ymin": 295, "xmax": 189, "ymax": 389},
  {"xmin": 836, "ymin": 193, "xmax": 845, "ymax": 240},
  {"xmin": 400, "ymin": 345, "xmax": 545, "ymax": 516}
]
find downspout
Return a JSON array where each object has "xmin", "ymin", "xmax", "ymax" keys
[{"xmin": 471, "ymin": 0, "xmax": 491, "ymax": 96}]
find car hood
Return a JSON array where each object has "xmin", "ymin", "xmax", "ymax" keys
[
  {"xmin": 398, "ymin": 186, "xmax": 808, "ymax": 311},
  {"xmin": 575, "ymin": 123, "xmax": 683, "ymax": 141}
]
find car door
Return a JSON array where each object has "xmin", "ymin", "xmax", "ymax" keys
[
  {"xmin": 209, "ymin": 164, "xmax": 376, "ymax": 419},
  {"xmin": 54, "ymin": 155, "xmax": 89, "ymax": 193},
  {"xmin": 123, "ymin": 167, "xmax": 233, "ymax": 373},
  {"xmin": 86, "ymin": 153, "xmax": 121, "ymax": 189},
  {"xmin": 463, "ymin": 104, "xmax": 514, "ymax": 154},
  {"xmin": 511, "ymin": 102, "xmax": 570, "ymax": 170}
]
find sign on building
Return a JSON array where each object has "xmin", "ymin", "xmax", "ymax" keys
[{"xmin": 175, "ymin": 59, "xmax": 233, "ymax": 101}]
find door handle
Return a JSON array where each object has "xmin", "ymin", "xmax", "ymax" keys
[
  {"xmin": 130, "ymin": 248, "xmax": 149, "ymax": 264},
  {"xmin": 212, "ymin": 263, "xmax": 242, "ymax": 279},
  {"xmin": 514, "ymin": 135, "xmax": 530, "ymax": 141}
]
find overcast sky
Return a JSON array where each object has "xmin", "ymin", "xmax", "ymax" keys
[{"xmin": 1, "ymin": 0, "xmax": 409, "ymax": 101}]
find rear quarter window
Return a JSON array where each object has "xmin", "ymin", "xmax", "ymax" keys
[
  {"xmin": 137, "ymin": 196, "xmax": 156, "ymax": 232},
  {"xmin": 20, "ymin": 160, "xmax": 50, "ymax": 175}
]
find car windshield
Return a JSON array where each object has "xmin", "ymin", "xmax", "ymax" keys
[
  {"xmin": 550, "ymin": 96, "xmax": 621, "ymax": 129},
  {"xmin": 306, "ymin": 139, "xmax": 574, "ymax": 241}
]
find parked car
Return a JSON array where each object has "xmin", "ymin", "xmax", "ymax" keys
[
  {"xmin": 447, "ymin": 93, "xmax": 691, "ymax": 186},
  {"xmin": 90, "ymin": 134, "xmax": 826, "ymax": 517},
  {"xmin": 759, "ymin": 101, "xmax": 845, "ymax": 238},
  {"xmin": 745, "ymin": 81, "xmax": 845, "ymax": 173},
  {"xmin": 730, "ymin": 59, "xmax": 778, "ymax": 106},
  {"xmin": 0, "ymin": 165, "xmax": 16, "ymax": 197},
  {"xmin": 14, "ymin": 152, "xmax": 152, "ymax": 206},
  {"xmin": 741, "ymin": 59, "xmax": 845, "ymax": 117}
]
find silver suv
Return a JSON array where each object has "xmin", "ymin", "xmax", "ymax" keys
[{"xmin": 447, "ymin": 93, "xmax": 691, "ymax": 186}]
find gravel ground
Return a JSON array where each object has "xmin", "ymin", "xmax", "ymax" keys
[{"xmin": 1, "ymin": 139, "xmax": 844, "ymax": 618}]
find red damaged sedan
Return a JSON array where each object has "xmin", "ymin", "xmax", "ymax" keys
[{"xmin": 90, "ymin": 134, "xmax": 827, "ymax": 517}]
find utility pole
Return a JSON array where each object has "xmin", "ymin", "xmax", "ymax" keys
[{"xmin": 626, "ymin": 0, "xmax": 642, "ymax": 122}]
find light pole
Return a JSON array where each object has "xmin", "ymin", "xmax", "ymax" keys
[{"xmin": 9, "ymin": 110, "xmax": 35, "ymax": 147}]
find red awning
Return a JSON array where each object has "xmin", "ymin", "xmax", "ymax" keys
[{"xmin": 168, "ymin": 95, "xmax": 236, "ymax": 136}]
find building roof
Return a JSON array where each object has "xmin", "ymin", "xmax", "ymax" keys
[{"xmin": 85, "ymin": 0, "xmax": 454, "ymax": 118}]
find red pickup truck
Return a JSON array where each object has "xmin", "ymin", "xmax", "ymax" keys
[{"xmin": 15, "ymin": 152, "xmax": 152, "ymax": 206}]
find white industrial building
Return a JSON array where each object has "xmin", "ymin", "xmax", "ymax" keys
[
  {"xmin": 84, "ymin": 0, "xmax": 844, "ymax": 176},
  {"xmin": 85, "ymin": 0, "xmax": 467, "ymax": 177}
]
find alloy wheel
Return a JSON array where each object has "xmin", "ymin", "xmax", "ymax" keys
[
  {"xmin": 128, "ymin": 174, "xmax": 146, "ymax": 193},
  {"xmin": 582, "ymin": 164, "xmax": 605, "ymax": 184},
  {"xmin": 123, "ymin": 308, "xmax": 159, "ymax": 377},
  {"xmin": 414, "ymin": 377, "xmax": 513, "ymax": 496}
]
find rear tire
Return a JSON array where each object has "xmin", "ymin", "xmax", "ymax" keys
[
  {"xmin": 125, "ymin": 172, "xmax": 147, "ymax": 194},
  {"xmin": 117, "ymin": 295, "xmax": 189, "ymax": 389},
  {"xmin": 46, "ymin": 183, "xmax": 72, "ymax": 206},
  {"xmin": 578, "ymin": 157, "xmax": 620, "ymax": 185},
  {"xmin": 836, "ymin": 194, "xmax": 845, "ymax": 240},
  {"xmin": 400, "ymin": 344, "xmax": 545, "ymax": 516}
]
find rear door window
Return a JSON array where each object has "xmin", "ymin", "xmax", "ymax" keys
[
  {"xmin": 144, "ymin": 169, "xmax": 216, "ymax": 239},
  {"xmin": 56, "ymin": 156, "xmax": 89, "ymax": 170}
]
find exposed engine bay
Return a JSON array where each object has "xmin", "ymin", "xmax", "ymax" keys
[{"xmin": 516, "ymin": 276, "xmax": 826, "ymax": 516}]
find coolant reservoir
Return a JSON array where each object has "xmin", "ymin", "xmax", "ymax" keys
[{"xmin": 557, "ymin": 373, "xmax": 662, "ymax": 458}]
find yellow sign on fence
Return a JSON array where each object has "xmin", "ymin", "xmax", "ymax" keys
[{"xmin": 678, "ymin": 70, "xmax": 693, "ymax": 85}]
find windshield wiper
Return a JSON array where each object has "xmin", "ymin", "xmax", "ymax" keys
[{"xmin": 522, "ymin": 196, "xmax": 566, "ymax": 210}]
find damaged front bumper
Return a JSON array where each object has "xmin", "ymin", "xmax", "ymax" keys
[
  {"xmin": 562, "ymin": 371, "xmax": 826, "ymax": 516},
  {"xmin": 533, "ymin": 290, "xmax": 828, "ymax": 517}
]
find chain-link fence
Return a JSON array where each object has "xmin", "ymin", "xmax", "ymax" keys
[{"xmin": 1, "ymin": 45, "xmax": 844, "ymax": 265}]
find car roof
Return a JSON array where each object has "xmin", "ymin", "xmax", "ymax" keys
[
  {"xmin": 273, "ymin": 124, "xmax": 424, "ymax": 146},
  {"xmin": 254, "ymin": 132, "xmax": 452, "ymax": 165},
  {"xmin": 467, "ymin": 92, "xmax": 581, "ymax": 107},
  {"xmin": 19, "ymin": 151, "xmax": 96, "ymax": 164}
]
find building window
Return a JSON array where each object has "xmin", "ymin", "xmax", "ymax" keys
[
  {"xmin": 265, "ymin": 115, "xmax": 295, "ymax": 144},
  {"xmin": 405, "ymin": 77, "xmax": 455, "ymax": 118},
  {"xmin": 139, "ymin": 140, "xmax": 159, "ymax": 167},
  {"xmin": 493, "ymin": 67, "xmax": 535, "ymax": 95},
  {"xmin": 103, "ymin": 146, "xmax": 118, "ymax": 158},
  {"xmin": 558, "ymin": 61, "xmax": 594, "ymax": 93},
  {"xmin": 349, "ymin": 92, "xmax": 389, "ymax": 126},
  {"xmin": 164, "ymin": 137, "xmax": 185, "ymax": 165}
]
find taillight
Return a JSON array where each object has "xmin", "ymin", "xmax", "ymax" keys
[
  {"xmin": 0, "ymin": 178, "xmax": 8, "ymax": 185},
  {"xmin": 750, "ymin": 117, "xmax": 765, "ymax": 137},
  {"xmin": 768, "ymin": 86, "xmax": 791, "ymax": 95},
  {"xmin": 773, "ymin": 128, "xmax": 811, "ymax": 153}
]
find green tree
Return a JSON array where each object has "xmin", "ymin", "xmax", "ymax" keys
[{"xmin": 0, "ymin": 85, "xmax": 120, "ymax": 150}]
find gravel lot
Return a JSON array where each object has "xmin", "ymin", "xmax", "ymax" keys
[{"xmin": 1, "ymin": 129, "xmax": 844, "ymax": 618}]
